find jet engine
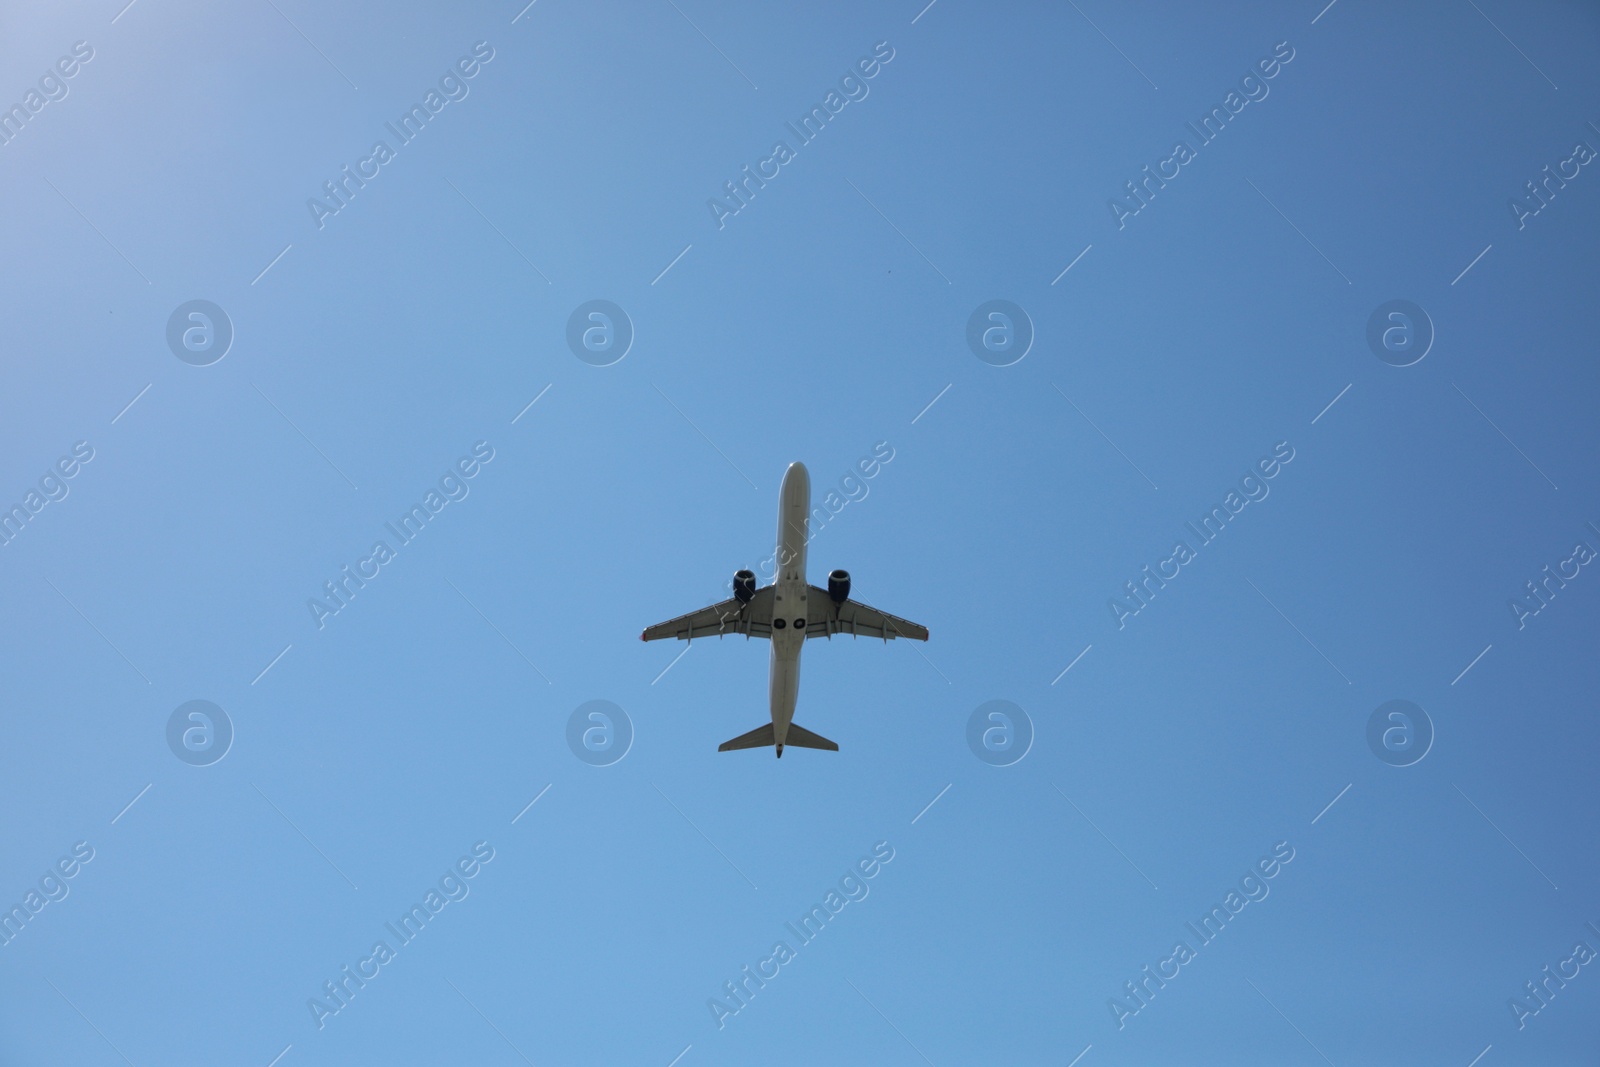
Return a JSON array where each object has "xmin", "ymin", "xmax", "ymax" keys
[
  {"xmin": 733, "ymin": 569, "xmax": 757, "ymax": 604},
  {"xmin": 827, "ymin": 569, "xmax": 851, "ymax": 604}
]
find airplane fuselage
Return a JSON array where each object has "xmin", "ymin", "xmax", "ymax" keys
[{"xmin": 768, "ymin": 462, "xmax": 811, "ymax": 754}]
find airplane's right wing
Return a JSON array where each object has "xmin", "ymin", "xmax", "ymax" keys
[
  {"xmin": 641, "ymin": 586, "xmax": 774, "ymax": 641},
  {"xmin": 805, "ymin": 589, "xmax": 929, "ymax": 642}
]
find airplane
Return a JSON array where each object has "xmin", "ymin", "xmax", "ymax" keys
[{"xmin": 641, "ymin": 461, "xmax": 929, "ymax": 757}]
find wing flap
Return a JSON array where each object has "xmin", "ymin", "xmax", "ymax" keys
[
  {"xmin": 642, "ymin": 586, "xmax": 774, "ymax": 641},
  {"xmin": 804, "ymin": 587, "xmax": 928, "ymax": 641}
]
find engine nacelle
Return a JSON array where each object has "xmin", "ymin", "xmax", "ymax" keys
[
  {"xmin": 827, "ymin": 569, "xmax": 851, "ymax": 605},
  {"xmin": 733, "ymin": 569, "xmax": 757, "ymax": 604}
]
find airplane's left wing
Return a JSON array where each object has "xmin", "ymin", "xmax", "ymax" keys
[
  {"xmin": 805, "ymin": 588, "xmax": 929, "ymax": 641},
  {"xmin": 641, "ymin": 586, "xmax": 774, "ymax": 641}
]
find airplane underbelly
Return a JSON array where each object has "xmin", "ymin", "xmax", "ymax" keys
[
  {"xmin": 769, "ymin": 462, "xmax": 810, "ymax": 747},
  {"xmin": 770, "ymin": 578, "xmax": 808, "ymax": 657},
  {"xmin": 769, "ymin": 641, "xmax": 800, "ymax": 735},
  {"xmin": 780, "ymin": 507, "xmax": 807, "ymax": 577},
  {"xmin": 777, "ymin": 466, "xmax": 809, "ymax": 580}
]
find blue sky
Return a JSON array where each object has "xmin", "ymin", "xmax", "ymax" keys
[{"xmin": 2, "ymin": 0, "xmax": 1599, "ymax": 1064}]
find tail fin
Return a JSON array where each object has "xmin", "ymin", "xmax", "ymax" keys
[
  {"xmin": 784, "ymin": 723, "xmax": 839, "ymax": 751},
  {"xmin": 717, "ymin": 722, "xmax": 839, "ymax": 752},
  {"xmin": 718, "ymin": 723, "xmax": 775, "ymax": 751}
]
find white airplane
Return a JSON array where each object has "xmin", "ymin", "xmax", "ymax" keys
[{"xmin": 641, "ymin": 461, "xmax": 929, "ymax": 757}]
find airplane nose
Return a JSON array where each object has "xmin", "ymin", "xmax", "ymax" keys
[{"xmin": 783, "ymin": 461, "xmax": 809, "ymax": 494}]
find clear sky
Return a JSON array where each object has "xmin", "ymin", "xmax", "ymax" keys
[{"xmin": 2, "ymin": 1, "xmax": 1599, "ymax": 1064}]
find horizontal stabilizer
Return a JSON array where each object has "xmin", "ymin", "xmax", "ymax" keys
[
  {"xmin": 718, "ymin": 723, "xmax": 775, "ymax": 751},
  {"xmin": 784, "ymin": 723, "xmax": 839, "ymax": 751}
]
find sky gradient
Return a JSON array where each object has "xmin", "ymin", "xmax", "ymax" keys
[{"xmin": 2, "ymin": 1, "xmax": 1599, "ymax": 1064}]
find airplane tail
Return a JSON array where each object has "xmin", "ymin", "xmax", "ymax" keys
[
  {"xmin": 717, "ymin": 722, "xmax": 838, "ymax": 754},
  {"xmin": 784, "ymin": 723, "xmax": 838, "ymax": 751},
  {"xmin": 718, "ymin": 724, "xmax": 774, "ymax": 751}
]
